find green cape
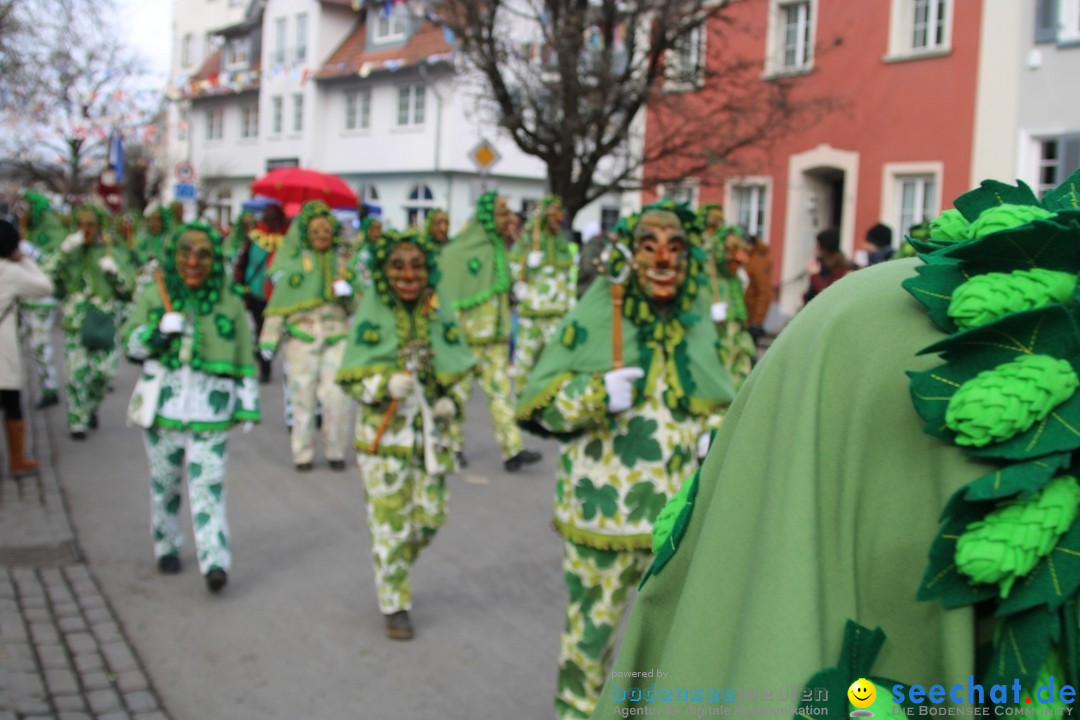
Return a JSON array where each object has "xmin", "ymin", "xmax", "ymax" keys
[
  {"xmin": 23, "ymin": 192, "xmax": 66, "ymax": 254},
  {"xmin": 121, "ymin": 222, "xmax": 256, "ymax": 378},
  {"xmin": 590, "ymin": 260, "xmax": 985, "ymax": 718},
  {"xmin": 437, "ymin": 192, "xmax": 510, "ymax": 310},
  {"xmin": 518, "ymin": 273, "xmax": 735, "ymax": 437},
  {"xmin": 265, "ymin": 203, "xmax": 354, "ymax": 318},
  {"xmin": 510, "ymin": 196, "xmax": 574, "ymax": 270}
]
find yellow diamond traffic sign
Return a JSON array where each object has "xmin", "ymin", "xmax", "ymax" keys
[{"xmin": 468, "ymin": 139, "xmax": 501, "ymax": 171}]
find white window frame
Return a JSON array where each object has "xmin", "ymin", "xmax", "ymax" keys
[
  {"xmin": 880, "ymin": 162, "xmax": 943, "ymax": 237},
  {"xmin": 665, "ymin": 22, "xmax": 706, "ymax": 91},
  {"xmin": 373, "ymin": 6, "xmax": 407, "ymax": 43},
  {"xmin": 181, "ymin": 33, "xmax": 195, "ymax": 68},
  {"xmin": 271, "ymin": 95, "xmax": 283, "ymax": 135},
  {"xmin": 344, "ymin": 88, "xmax": 372, "ymax": 132},
  {"xmin": 225, "ymin": 37, "xmax": 249, "ymax": 69},
  {"xmin": 358, "ymin": 183, "xmax": 380, "ymax": 206},
  {"xmin": 240, "ymin": 103, "xmax": 259, "ymax": 139},
  {"xmin": 273, "ymin": 17, "xmax": 287, "ymax": 65},
  {"xmin": 1022, "ymin": 131, "xmax": 1080, "ymax": 197},
  {"xmin": 295, "ymin": 13, "xmax": 308, "ymax": 64},
  {"xmin": 657, "ymin": 179, "xmax": 700, "ymax": 208},
  {"xmin": 292, "ymin": 93, "xmax": 304, "ymax": 134},
  {"xmin": 205, "ymin": 107, "xmax": 224, "ymax": 142},
  {"xmin": 1061, "ymin": 0, "xmax": 1080, "ymax": 43},
  {"xmin": 764, "ymin": 0, "xmax": 816, "ymax": 76},
  {"xmin": 885, "ymin": 0, "xmax": 954, "ymax": 61},
  {"xmin": 725, "ymin": 178, "xmax": 771, "ymax": 238},
  {"xmin": 395, "ymin": 85, "xmax": 426, "ymax": 127},
  {"xmin": 404, "ymin": 182, "xmax": 437, "ymax": 227}
]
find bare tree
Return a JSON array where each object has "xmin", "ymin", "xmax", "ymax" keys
[
  {"xmin": 430, "ymin": 0, "xmax": 837, "ymax": 224},
  {"xmin": 0, "ymin": 0, "xmax": 158, "ymax": 203}
]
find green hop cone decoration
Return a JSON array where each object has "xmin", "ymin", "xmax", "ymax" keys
[
  {"xmin": 955, "ymin": 475, "xmax": 1080, "ymax": 596},
  {"xmin": 945, "ymin": 354, "xmax": 1079, "ymax": 448},
  {"xmin": 968, "ymin": 204, "xmax": 1056, "ymax": 238},
  {"xmin": 948, "ymin": 269, "xmax": 1077, "ymax": 330},
  {"xmin": 930, "ymin": 209, "xmax": 973, "ymax": 242}
]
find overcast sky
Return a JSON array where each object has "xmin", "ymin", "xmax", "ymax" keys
[{"xmin": 119, "ymin": 0, "xmax": 173, "ymax": 82}]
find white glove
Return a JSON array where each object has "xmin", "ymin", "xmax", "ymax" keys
[
  {"xmin": 242, "ymin": 422, "xmax": 255, "ymax": 434},
  {"xmin": 433, "ymin": 397, "xmax": 457, "ymax": 421},
  {"xmin": 259, "ymin": 348, "xmax": 274, "ymax": 362},
  {"xmin": 333, "ymin": 279, "xmax": 353, "ymax": 297},
  {"xmin": 737, "ymin": 267, "xmax": 750, "ymax": 291},
  {"xmin": 697, "ymin": 431, "xmax": 713, "ymax": 459},
  {"xmin": 513, "ymin": 281, "xmax": 529, "ymax": 302},
  {"xmin": 60, "ymin": 233, "xmax": 84, "ymax": 254},
  {"xmin": 604, "ymin": 367, "xmax": 645, "ymax": 414},
  {"xmin": 158, "ymin": 312, "xmax": 185, "ymax": 335},
  {"xmin": 388, "ymin": 372, "xmax": 413, "ymax": 400},
  {"xmin": 527, "ymin": 250, "xmax": 544, "ymax": 269},
  {"xmin": 18, "ymin": 240, "xmax": 38, "ymax": 260},
  {"xmin": 710, "ymin": 302, "xmax": 728, "ymax": 323},
  {"xmin": 98, "ymin": 255, "xmax": 119, "ymax": 275}
]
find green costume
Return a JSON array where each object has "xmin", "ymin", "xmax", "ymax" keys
[
  {"xmin": 337, "ymin": 228, "xmax": 475, "ymax": 622},
  {"xmin": 224, "ymin": 211, "xmax": 253, "ymax": 264},
  {"xmin": 18, "ymin": 191, "xmax": 67, "ymax": 400},
  {"xmin": 122, "ymin": 222, "xmax": 260, "ymax": 580},
  {"xmin": 260, "ymin": 201, "xmax": 359, "ymax": 467},
  {"xmin": 508, "ymin": 195, "xmax": 578, "ymax": 382},
  {"xmin": 696, "ymin": 203, "xmax": 756, "ymax": 388},
  {"xmin": 41, "ymin": 205, "xmax": 137, "ymax": 435},
  {"xmin": 517, "ymin": 202, "xmax": 735, "ymax": 720},
  {"xmin": 437, "ymin": 191, "xmax": 524, "ymax": 461},
  {"xmin": 132, "ymin": 206, "xmax": 174, "ymax": 270},
  {"xmin": 591, "ymin": 171, "xmax": 1080, "ymax": 719}
]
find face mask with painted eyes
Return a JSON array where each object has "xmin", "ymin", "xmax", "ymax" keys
[
  {"xmin": 76, "ymin": 210, "xmax": 99, "ymax": 244},
  {"xmin": 492, "ymin": 196, "xmax": 512, "ymax": 240},
  {"xmin": 631, "ymin": 211, "xmax": 689, "ymax": 306},
  {"xmin": 307, "ymin": 215, "xmax": 335, "ymax": 252},
  {"xmin": 544, "ymin": 201, "xmax": 565, "ymax": 234},
  {"xmin": 386, "ymin": 241, "xmax": 428, "ymax": 303},
  {"xmin": 176, "ymin": 230, "xmax": 215, "ymax": 289},
  {"xmin": 429, "ymin": 212, "xmax": 449, "ymax": 244}
]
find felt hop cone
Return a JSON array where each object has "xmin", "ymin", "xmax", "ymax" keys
[
  {"xmin": 955, "ymin": 474, "xmax": 1080, "ymax": 597},
  {"xmin": 948, "ymin": 269, "xmax": 1077, "ymax": 330},
  {"xmin": 945, "ymin": 354, "xmax": 1079, "ymax": 448}
]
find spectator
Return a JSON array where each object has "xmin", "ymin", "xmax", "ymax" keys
[
  {"xmin": 803, "ymin": 228, "xmax": 852, "ymax": 305},
  {"xmin": 866, "ymin": 222, "xmax": 894, "ymax": 265},
  {"xmin": 743, "ymin": 233, "xmax": 772, "ymax": 345},
  {"xmin": 0, "ymin": 218, "xmax": 54, "ymax": 475}
]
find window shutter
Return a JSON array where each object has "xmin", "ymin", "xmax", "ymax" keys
[
  {"xmin": 1062, "ymin": 133, "xmax": 1080, "ymax": 179},
  {"xmin": 1035, "ymin": 0, "xmax": 1058, "ymax": 44}
]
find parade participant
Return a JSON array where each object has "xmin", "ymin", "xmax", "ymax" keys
[
  {"xmin": 697, "ymin": 202, "xmax": 756, "ymax": 386},
  {"xmin": 16, "ymin": 191, "xmax": 66, "ymax": 408},
  {"xmin": 234, "ymin": 202, "xmax": 288, "ymax": 383},
  {"xmin": 121, "ymin": 222, "xmax": 260, "ymax": 592},
  {"xmin": 438, "ymin": 191, "xmax": 542, "ymax": 471},
  {"xmin": 258, "ymin": 201, "xmax": 357, "ymax": 471},
  {"xmin": 590, "ymin": 172, "xmax": 1080, "ymax": 718},
  {"xmin": 508, "ymin": 195, "xmax": 578, "ymax": 382},
  {"xmin": 516, "ymin": 201, "xmax": 734, "ymax": 720},
  {"xmin": 132, "ymin": 205, "xmax": 174, "ymax": 271},
  {"xmin": 41, "ymin": 204, "xmax": 136, "ymax": 439},
  {"xmin": 742, "ymin": 233, "xmax": 772, "ymax": 345},
  {"xmin": 336, "ymin": 227, "xmax": 475, "ymax": 639},
  {"xmin": 0, "ymin": 218, "xmax": 54, "ymax": 476},
  {"xmin": 803, "ymin": 227, "xmax": 853, "ymax": 304},
  {"xmin": 422, "ymin": 208, "xmax": 450, "ymax": 246},
  {"xmin": 224, "ymin": 211, "xmax": 255, "ymax": 265}
]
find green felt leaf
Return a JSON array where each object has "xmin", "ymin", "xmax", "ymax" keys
[
  {"xmin": 559, "ymin": 662, "xmax": 586, "ymax": 699},
  {"xmin": 583, "ymin": 439, "xmax": 603, "ymax": 462},
  {"xmin": 982, "ymin": 605, "xmax": 1060, "ymax": 688},
  {"xmin": 908, "ymin": 306, "xmax": 1080, "ymax": 461},
  {"xmin": 939, "ymin": 214, "xmax": 1080, "ymax": 274},
  {"xmin": 574, "ymin": 478, "xmax": 618, "ymax": 521},
  {"xmin": 625, "ymin": 481, "xmax": 667, "ymax": 524},
  {"xmin": 612, "ymin": 416, "xmax": 662, "ymax": 468},
  {"xmin": 954, "ymin": 178, "xmax": 1041, "ymax": 223},
  {"xmin": 918, "ymin": 497, "xmax": 999, "ymax": 608},
  {"xmin": 956, "ymin": 453, "xmax": 1071, "ymax": 508},
  {"xmin": 564, "ymin": 571, "xmax": 602, "ymax": 615},
  {"xmin": 996, "ymin": 517, "xmax": 1080, "ymax": 616},
  {"xmin": 577, "ymin": 615, "xmax": 613, "ymax": 658},
  {"xmin": 208, "ymin": 390, "xmax": 230, "ymax": 415},
  {"xmin": 1038, "ymin": 168, "xmax": 1080, "ymax": 213},
  {"xmin": 901, "ymin": 259, "xmax": 970, "ymax": 333},
  {"xmin": 640, "ymin": 471, "xmax": 700, "ymax": 588}
]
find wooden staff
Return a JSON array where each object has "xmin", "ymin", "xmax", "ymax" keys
[
  {"xmin": 368, "ymin": 292, "xmax": 434, "ymax": 453},
  {"xmin": 520, "ymin": 203, "xmax": 543, "ymax": 284},
  {"xmin": 154, "ymin": 269, "xmax": 174, "ymax": 313},
  {"xmin": 611, "ymin": 281, "xmax": 624, "ymax": 370}
]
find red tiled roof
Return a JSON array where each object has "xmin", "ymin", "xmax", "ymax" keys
[
  {"xmin": 191, "ymin": 49, "xmax": 222, "ymax": 83},
  {"xmin": 316, "ymin": 18, "xmax": 453, "ymax": 80}
]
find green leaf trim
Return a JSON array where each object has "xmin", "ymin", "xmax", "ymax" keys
[{"xmin": 264, "ymin": 296, "xmax": 330, "ymax": 318}]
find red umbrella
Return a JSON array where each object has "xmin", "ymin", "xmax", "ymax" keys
[{"xmin": 250, "ymin": 167, "xmax": 358, "ymax": 217}]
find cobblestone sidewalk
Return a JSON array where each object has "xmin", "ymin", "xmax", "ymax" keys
[{"xmin": 0, "ymin": 391, "xmax": 172, "ymax": 720}]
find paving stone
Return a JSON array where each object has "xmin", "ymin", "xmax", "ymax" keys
[
  {"xmin": 76, "ymin": 594, "xmax": 106, "ymax": 611},
  {"xmin": 101, "ymin": 642, "xmax": 136, "ymax": 673},
  {"xmin": 0, "ymin": 599, "xmax": 17, "ymax": 613},
  {"xmin": 11, "ymin": 697, "xmax": 50, "ymax": 715},
  {"xmin": 19, "ymin": 595, "xmax": 46, "ymax": 610},
  {"xmin": 57, "ymin": 616, "xmax": 87, "ymax": 633},
  {"xmin": 63, "ymin": 567, "xmax": 91, "ymax": 584},
  {"xmin": 84, "ymin": 607, "xmax": 112, "ymax": 624},
  {"xmin": 114, "ymin": 670, "xmax": 147, "ymax": 694},
  {"xmin": 98, "ymin": 712, "xmax": 131, "ymax": 720},
  {"xmin": 6, "ymin": 670, "xmax": 45, "ymax": 696},
  {"xmin": 22, "ymin": 607, "xmax": 50, "ymax": 623},
  {"xmin": 29, "ymin": 622, "xmax": 58, "ymax": 644},
  {"xmin": 53, "ymin": 693, "xmax": 88, "ymax": 712},
  {"xmin": 122, "ymin": 690, "xmax": 158, "ymax": 714},
  {"xmin": 44, "ymin": 668, "xmax": 79, "ymax": 695},
  {"xmin": 90, "ymin": 621, "xmax": 121, "ymax": 644},
  {"xmin": 85, "ymin": 687, "xmax": 121, "ymax": 714},
  {"xmin": 73, "ymin": 652, "xmax": 104, "ymax": 673},
  {"xmin": 132, "ymin": 713, "xmax": 168, "ymax": 720},
  {"xmin": 57, "ymin": 714, "xmax": 91, "ymax": 720},
  {"xmin": 79, "ymin": 670, "xmax": 111, "ymax": 691},
  {"xmin": 65, "ymin": 632, "xmax": 97, "ymax": 655},
  {"xmin": 52, "ymin": 602, "xmax": 80, "ymax": 618}
]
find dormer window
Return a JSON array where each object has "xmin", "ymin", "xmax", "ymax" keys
[
  {"xmin": 372, "ymin": 5, "xmax": 407, "ymax": 43},
  {"xmin": 225, "ymin": 37, "xmax": 250, "ymax": 69}
]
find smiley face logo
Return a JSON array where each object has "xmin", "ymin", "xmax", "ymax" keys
[{"xmin": 848, "ymin": 678, "xmax": 876, "ymax": 709}]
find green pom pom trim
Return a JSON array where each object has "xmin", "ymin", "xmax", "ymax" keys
[
  {"xmin": 354, "ymin": 320, "xmax": 381, "ymax": 346},
  {"xmin": 948, "ymin": 269, "xmax": 1077, "ymax": 330},
  {"xmin": 969, "ymin": 204, "xmax": 1056, "ymax": 239}
]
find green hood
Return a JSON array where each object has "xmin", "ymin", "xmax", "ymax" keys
[{"xmin": 437, "ymin": 191, "xmax": 510, "ymax": 310}]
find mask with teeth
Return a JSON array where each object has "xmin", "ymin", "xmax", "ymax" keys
[{"xmin": 631, "ymin": 210, "xmax": 689, "ymax": 306}]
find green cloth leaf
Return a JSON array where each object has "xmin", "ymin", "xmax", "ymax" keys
[
  {"xmin": 577, "ymin": 615, "xmax": 613, "ymax": 658},
  {"xmin": 625, "ymin": 481, "xmax": 667, "ymax": 524},
  {"xmin": 583, "ymin": 439, "xmax": 603, "ymax": 462},
  {"xmin": 208, "ymin": 390, "xmax": 230, "ymax": 415},
  {"xmin": 917, "ymin": 497, "xmax": 999, "ymax": 608},
  {"xmin": 574, "ymin": 478, "xmax": 618, "ymax": 521},
  {"xmin": 1040, "ymin": 168, "xmax": 1080, "ymax": 212},
  {"xmin": 982, "ymin": 605, "xmax": 1060, "ymax": 688},
  {"xmin": 997, "ymin": 518, "xmax": 1080, "ymax": 616},
  {"xmin": 612, "ymin": 417, "xmax": 662, "ymax": 468},
  {"xmin": 939, "ymin": 213, "xmax": 1080, "ymax": 274},
  {"xmin": 953, "ymin": 179, "xmax": 1041, "ymax": 223},
  {"xmin": 955, "ymin": 453, "xmax": 1070, "ymax": 507}
]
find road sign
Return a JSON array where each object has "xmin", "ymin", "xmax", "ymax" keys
[
  {"xmin": 468, "ymin": 139, "xmax": 500, "ymax": 172},
  {"xmin": 175, "ymin": 161, "xmax": 196, "ymax": 182},
  {"xmin": 175, "ymin": 183, "xmax": 197, "ymax": 200}
]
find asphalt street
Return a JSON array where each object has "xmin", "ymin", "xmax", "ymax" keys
[{"xmin": 49, "ymin": 353, "xmax": 573, "ymax": 719}]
